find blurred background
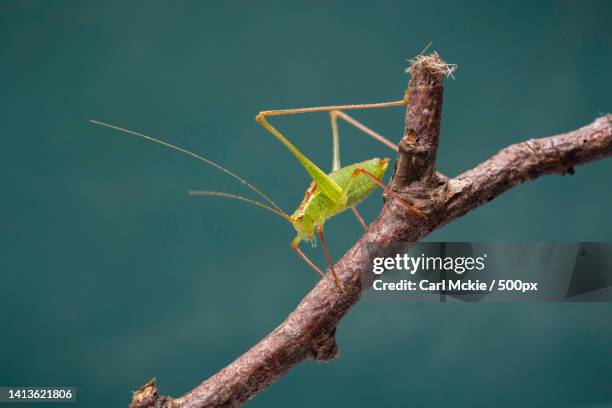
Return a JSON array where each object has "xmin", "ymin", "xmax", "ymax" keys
[{"xmin": 1, "ymin": 0, "xmax": 611, "ymax": 406}]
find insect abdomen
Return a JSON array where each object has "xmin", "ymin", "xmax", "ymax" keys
[{"xmin": 329, "ymin": 157, "xmax": 389, "ymax": 211}]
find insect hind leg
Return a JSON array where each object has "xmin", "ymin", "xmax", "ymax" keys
[
  {"xmin": 347, "ymin": 168, "xmax": 427, "ymax": 219},
  {"xmin": 329, "ymin": 110, "xmax": 399, "ymax": 152}
]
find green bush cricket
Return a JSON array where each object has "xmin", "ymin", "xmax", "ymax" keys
[{"xmin": 91, "ymin": 73, "xmax": 425, "ymax": 292}]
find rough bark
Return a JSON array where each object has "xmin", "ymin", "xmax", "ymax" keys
[{"xmin": 128, "ymin": 54, "xmax": 612, "ymax": 408}]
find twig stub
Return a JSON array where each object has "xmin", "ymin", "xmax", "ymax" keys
[{"xmin": 391, "ymin": 52, "xmax": 452, "ymax": 203}]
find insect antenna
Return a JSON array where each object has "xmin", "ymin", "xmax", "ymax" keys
[
  {"xmin": 89, "ymin": 119, "xmax": 287, "ymax": 216},
  {"xmin": 189, "ymin": 191, "xmax": 291, "ymax": 221}
]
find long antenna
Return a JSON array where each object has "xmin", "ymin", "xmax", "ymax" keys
[
  {"xmin": 89, "ymin": 119, "xmax": 286, "ymax": 215},
  {"xmin": 189, "ymin": 191, "xmax": 291, "ymax": 221}
]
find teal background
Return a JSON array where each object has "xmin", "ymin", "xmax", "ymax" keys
[{"xmin": 1, "ymin": 1, "xmax": 611, "ymax": 407}]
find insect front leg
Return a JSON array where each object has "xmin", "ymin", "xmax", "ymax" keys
[
  {"xmin": 291, "ymin": 236, "xmax": 346, "ymax": 293},
  {"xmin": 291, "ymin": 236, "xmax": 324, "ymax": 278}
]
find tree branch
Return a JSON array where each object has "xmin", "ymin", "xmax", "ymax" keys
[{"xmin": 128, "ymin": 53, "xmax": 612, "ymax": 408}]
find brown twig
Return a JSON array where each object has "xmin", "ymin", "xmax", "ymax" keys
[{"xmin": 128, "ymin": 53, "xmax": 612, "ymax": 408}]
